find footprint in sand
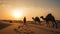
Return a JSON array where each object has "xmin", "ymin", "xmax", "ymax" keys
[
  {"xmin": 14, "ymin": 28, "xmax": 35, "ymax": 34},
  {"xmin": 14, "ymin": 28, "xmax": 22, "ymax": 34}
]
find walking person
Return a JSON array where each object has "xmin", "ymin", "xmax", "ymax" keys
[
  {"xmin": 23, "ymin": 17, "xmax": 26, "ymax": 25},
  {"xmin": 23, "ymin": 17, "xmax": 31, "ymax": 31},
  {"xmin": 17, "ymin": 17, "xmax": 26, "ymax": 29}
]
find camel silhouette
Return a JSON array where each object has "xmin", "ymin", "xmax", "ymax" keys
[
  {"xmin": 40, "ymin": 13, "xmax": 57, "ymax": 28},
  {"xmin": 32, "ymin": 16, "xmax": 41, "ymax": 25}
]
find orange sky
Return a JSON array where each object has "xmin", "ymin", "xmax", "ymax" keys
[{"xmin": 0, "ymin": 0, "xmax": 60, "ymax": 20}]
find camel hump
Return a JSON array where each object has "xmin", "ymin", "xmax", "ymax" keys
[
  {"xmin": 35, "ymin": 16, "xmax": 40, "ymax": 21},
  {"xmin": 46, "ymin": 13, "xmax": 55, "ymax": 21}
]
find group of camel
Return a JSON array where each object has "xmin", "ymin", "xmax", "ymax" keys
[{"xmin": 32, "ymin": 13, "xmax": 57, "ymax": 29}]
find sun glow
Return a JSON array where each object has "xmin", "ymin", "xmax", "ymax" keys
[{"xmin": 12, "ymin": 9, "xmax": 23, "ymax": 19}]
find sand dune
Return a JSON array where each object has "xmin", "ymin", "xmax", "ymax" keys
[{"xmin": 0, "ymin": 20, "xmax": 60, "ymax": 34}]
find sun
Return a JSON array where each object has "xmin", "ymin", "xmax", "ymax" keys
[{"xmin": 12, "ymin": 9, "xmax": 23, "ymax": 19}]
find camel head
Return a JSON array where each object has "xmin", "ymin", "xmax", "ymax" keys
[
  {"xmin": 40, "ymin": 16, "xmax": 44, "ymax": 18},
  {"xmin": 40, "ymin": 16, "xmax": 45, "ymax": 20},
  {"xmin": 32, "ymin": 17, "xmax": 35, "ymax": 19}
]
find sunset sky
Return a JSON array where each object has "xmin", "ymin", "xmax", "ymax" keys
[{"xmin": 0, "ymin": 0, "xmax": 60, "ymax": 20}]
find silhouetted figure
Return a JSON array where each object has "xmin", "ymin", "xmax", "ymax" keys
[
  {"xmin": 32, "ymin": 16, "xmax": 41, "ymax": 24},
  {"xmin": 17, "ymin": 17, "xmax": 27, "ymax": 30},
  {"xmin": 23, "ymin": 17, "xmax": 26, "ymax": 25},
  {"xmin": 40, "ymin": 13, "xmax": 57, "ymax": 28}
]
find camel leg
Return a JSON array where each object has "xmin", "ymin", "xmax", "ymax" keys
[
  {"xmin": 46, "ymin": 22, "xmax": 50, "ymax": 28},
  {"xmin": 35, "ymin": 21, "xmax": 36, "ymax": 24},
  {"xmin": 39, "ymin": 22, "xmax": 41, "ymax": 25},
  {"xmin": 52, "ymin": 22, "xmax": 54, "ymax": 28},
  {"xmin": 54, "ymin": 21, "xmax": 57, "ymax": 28},
  {"xmin": 52, "ymin": 21, "xmax": 57, "ymax": 28},
  {"xmin": 48, "ymin": 23, "xmax": 50, "ymax": 28}
]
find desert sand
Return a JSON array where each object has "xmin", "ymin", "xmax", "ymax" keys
[{"xmin": 0, "ymin": 20, "xmax": 60, "ymax": 34}]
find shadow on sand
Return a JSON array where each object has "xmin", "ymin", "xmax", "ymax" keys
[{"xmin": 0, "ymin": 22, "xmax": 11, "ymax": 30}]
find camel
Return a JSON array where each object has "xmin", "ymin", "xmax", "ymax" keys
[
  {"xmin": 40, "ymin": 13, "xmax": 57, "ymax": 28},
  {"xmin": 32, "ymin": 16, "xmax": 41, "ymax": 24}
]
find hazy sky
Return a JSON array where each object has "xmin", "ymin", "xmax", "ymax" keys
[{"xmin": 0, "ymin": 0, "xmax": 60, "ymax": 20}]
